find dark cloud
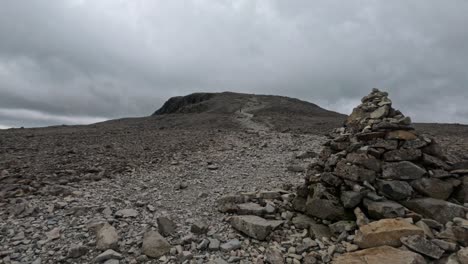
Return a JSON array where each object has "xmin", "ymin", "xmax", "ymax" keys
[{"xmin": 0, "ymin": 0, "xmax": 467, "ymax": 128}]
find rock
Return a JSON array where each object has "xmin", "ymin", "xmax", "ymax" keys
[
  {"xmin": 157, "ymin": 216, "xmax": 176, "ymax": 237},
  {"xmin": 67, "ymin": 244, "xmax": 88, "ymax": 258},
  {"xmin": 454, "ymin": 176, "xmax": 468, "ymax": 204},
  {"xmin": 354, "ymin": 207, "xmax": 370, "ymax": 227},
  {"xmin": 329, "ymin": 221, "xmax": 357, "ymax": 234},
  {"xmin": 422, "ymin": 154, "xmax": 450, "ymax": 170},
  {"xmin": 141, "ymin": 230, "xmax": 171, "ymax": 258},
  {"xmin": 291, "ymin": 214, "xmax": 316, "ymax": 229},
  {"xmin": 382, "ymin": 161, "xmax": 426, "ymax": 180},
  {"xmin": 333, "ymin": 245, "xmax": 426, "ymax": 264},
  {"xmin": 305, "ymin": 198, "xmax": 346, "ymax": 221},
  {"xmin": 208, "ymin": 238, "xmax": 220, "ymax": 251},
  {"xmin": 341, "ymin": 191, "xmax": 364, "ymax": 209},
  {"xmin": 376, "ymin": 180, "xmax": 413, "ymax": 200},
  {"xmin": 259, "ymin": 190, "xmax": 282, "ymax": 200},
  {"xmin": 94, "ymin": 250, "xmax": 123, "ymax": 263},
  {"xmin": 363, "ymin": 199, "xmax": 406, "ymax": 219},
  {"xmin": 370, "ymin": 105, "xmax": 389, "ymax": 119},
  {"xmin": 386, "ymin": 130, "xmax": 418, "ymax": 141},
  {"xmin": 115, "ymin": 208, "xmax": 138, "ymax": 218},
  {"xmin": 411, "ymin": 178, "xmax": 454, "ymax": 200},
  {"xmin": 230, "ymin": 215, "xmax": 283, "ymax": 241},
  {"xmin": 265, "ymin": 248, "xmax": 284, "ymax": 264},
  {"xmin": 309, "ymin": 223, "xmax": 331, "ymax": 240},
  {"xmin": 220, "ymin": 239, "xmax": 241, "ymax": 252},
  {"xmin": 296, "ymin": 151, "xmax": 317, "ymax": 159},
  {"xmin": 237, "ymin": 203, "xmax": 266, "ymax": 216},
  {"xmin": 402, "ymin": 198, "xmax": 466, "ymax": 224},
  {"xmin": 191, "ymin": 220, "xmax": 208, "ymax": 234},
  {"xmin": 354, "ymin": 218, "xmax": 424, "ymax": 248},
  {"xmin": 287, "ymin": 164, "xmax": 305, "ymax": 173},
  {"xmin": 383, "ymin": 149, "xmax": 422, "ymax": 162},
  {"xmin": 457, "ymin": 247, "xmax": 468, "ymax": 264},
  {"xmin": 432, "ymin": 239, "xmax": 457, "ymax": 252},
  {"xmin": 46, "ymin": 227, "xmax": 61, "ymax": 241},
  {"xmin": 400, "ymin": 235, "xmax": 445, "ymax": 259},
  {"xmin": 346, "ymin": 153, "xmax": 381, "ymax": 172},
  {"xmin": 334, "ymin": 160, "xmax": 376, "ymax": 182},
  {"xmin": 96, "ymin": 223, "xmax": 119, "ymax": 250},
  {"xmin": 303, "ymin": 254, "xmax": 318, "ymax": 264},
  {"xmin": 207, "ymin": 164, "xmax": 219, "ymax": 170},
  {"xmin": 415, "ymin": 220, "xmax": 434, "ymax": 238},
  {"xmin": 322, "ymin": 172, "xmax": 343, "ymax": 187}
]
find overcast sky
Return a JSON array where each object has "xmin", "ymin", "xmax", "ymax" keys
[{"xmin": 1, "ymin": 0, "xmax": 468, "ymax": 128}]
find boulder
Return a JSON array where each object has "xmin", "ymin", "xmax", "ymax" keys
[
  {"xmin": 341, "ymin": 191, "xmax": 364, "ymax": 209},
  {"xmin": 400, "ymin": 235, "xmax": 445, "ymax": 259},
  {"xmin": 157, "ymin": 217, "xmax": 176, "ymax": 237},
  {"xmin": 376, "ymin": 180, "xmax": 413, "ymax": 201},
  {"xmin": 236, "ymin": 203, "xmax": 266, "ymax": 216},
  {"xmin": 334, "ymin": 160, "xmax": 376, "ymax": 182},
  {"xmin": 333, "ymin": 245, "xmax": 426, "ymax": 264},
  {"xmin": 142, "ymin": 230, "xmax": 171, "ymax": 258},
  {"xmin": 305, "ymin": 198, "xmax": 346, "ymax": 221},
  {"xmin": 363, "ymin": 199, "xmax": 406, "ymax": 219},
  {"xmin": 411, "ymin": 178, "xmax": 454, "ymax": 200},
  {"xmin": 354, "ymin": 218, "xmax": 424, "ymax": 248},
  {"xmin": 402, "ymin": 198, "xmax": 466, "ymax": 224},
  {"xmin": 96, "ymin": 223, "xmax": 119, "ymax": 250},
  {"xmin": 382, "ymin": 161, "xmax": 426, "ymax": 180},
  {"xmin": 291, "ymin": 214, "xmax": 316, "ymax": 229},
  {"xmin": 309, "ymin": 223, "xmax": 332, "ymax": 240},
  {"xmin": 230, "ymin": 215, "xmax": 283, "ymax": 241},
  {"xmin": 346, "ymin": 153, "xmax": 382, "ymax": 172},
  {"xmin": 383, "ymin": 149, "xmax": 421, "ymax": 162}
]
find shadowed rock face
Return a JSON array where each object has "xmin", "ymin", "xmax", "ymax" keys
[{"xmin": 152, "ymin": 93, "xmax": 216, "ymax": 115}]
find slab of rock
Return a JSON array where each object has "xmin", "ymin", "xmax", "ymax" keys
[
  {"xmin": 115, "ymin": 208, "xmax": 138, "ymax": 218},
  {"xmin": 341, "ymin": 191, "xmax": 364, "ymax": 209},
  {"xmin": 220, "ymin": 239, "xmax": 241, "ymax": 252},
  {"xmin": 67, "ymin": 244, "xmax": 88, "ymax": 259},
  {"xmin": 329, "ymin": 221, "xmax": 357, "ymax": 234},
  {"xmin": 265, "ymin": 248, "xmax": 284, "ymax": 264},
  {"xmin": 94, "ymin": 249, "xmax": 123, "ymax": 263},
  {"xmin": 402, "ymin": 198, "xmax": 466, "ymax": 224},
  {"xmin": 191, "ymin": 221, "xmax": 208, "ymax": 235},
  {"xmin": 96, "ymin": 223, "xmax": 119, "ymax": 250},
  {"xmin": 346, "ymin": 153, "xmax": 381, "ymax": 172},
  {"xmin": 334, "ymin": 160, "xmax": 376, "ymax": 182},
  {"xmin": 236, "ymin": 203, "xmax": 266, "ymax": 216},
  {"xmin": 157, "ymin": 216, "xmax": 176, "ymax": 237},
  {"xmin": 411, "ymin": 178, "xmax": 454, "ymax": 200},
  {"xmin": 400, "ymin": 235, "xmax": 445, "ymax": 259},
  {"xmin": 141, "ymin": 230, "xmax": 171, "ymax": 258},
  {"xmin": 230, "ymin": 215, "xmax": 283, "ymax": 241},
  {"xmin": 458, "ymin": 247, "xmax": 468, "ymax": 264},
  {"xmin": 309, "ymin": 223, "xmax": 331, "ymax": 240},
  {"xmin": 333, "ymin": 245, "xmax": 426, "ymax": 264},
  {"xmin": 363, "ymin": 199, "xmax": 406, "ymax": 219},
  {"xmin": 383, "ymin": 149, "xmax": 421, "ymax": 162},
  {"xmin": 291, "ymin": 214, "xmax": 316, "ymax": 229},
  {"xmin": 386, "ymin": 130, "xmax": 418, "ymax": 141},
  {"xmin": 376, "ymin": 180, "xmax": 413, "ymax": 201},
  {"xmin": 354, "ymin": 218, "xmax": 424, "ymax": 248},
  {"xmin": 305, "ymin": 198, "xmax": 346, "ymax": 221},
  {"xmin": 382, "ymin": 161, "xmax": 426, "ymax": 180}
]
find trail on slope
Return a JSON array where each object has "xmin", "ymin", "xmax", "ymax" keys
[{"xmin": 234, "ymin": 96, "xmax": 270, "ymax": 133}]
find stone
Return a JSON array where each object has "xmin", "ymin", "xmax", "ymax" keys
[
  {"xmin": 370, "ymin": 105, "xmax": 389, "ymax": 119},
  {"xmin": 329, "ymin": 221, "xmax": 357, "ymax": 234},
  {"xmin": 376, "ymin": 180, "xmax": 413, "ymax": 200},
  {"xmin": 386, "ymin": 130, "xmax": 418, "ymax": 141},
  {"xmin": 141, "ymin": 230, "xmax": 171, "ymax": 258},
  {"xmin": 321, "ymin": 172, "xmax": 343, "ymax": 187},
  {"xmin": 333, "ymin": 245, "xmax": 426, "ymax": 264},
  {"xmin": 309, "ymin": 223, "xmax": 331, "ymax": 240},
  {"xmin": 454, "ymin": 176, "xmax": 468, "ymax": 203},
  {"xmin": 334, "ymin": 160, "xmax": 376, "ymax": 182},
  {"xmin": 191, "ymin": 220, "xmax": 208, "ymax": 234},
  {"xmin": 422, "ymin": 154, "xmax": 451, "ymax": 170},
  {"xmin": 369, "ymin": 139, "xmax": 398, "ymax": 150},
  {"xmin": 382, "ymin": 161, "xmax": 426, "ymax": 180},
  {"xmin": 291, "ymin": 214, "xmax": 316, "ymax": 229},
  {"xmin": 259, "ymin": 190, "xmax": 282, "ymax": 199},
  {"xmin": 415, "ymin": 221, "xmax": 434, "ymax": 238},
  {"xmin": 305, "ymin": 198, "xmax": 346, "ymax": 221},
  {"xmin": 346, "ymin": 153, "xmax": 381, "ymax": 172},
  {"xmin": 400, "ymin": 235, "xmax": 445, "ymax": 259},
  {"xmin": 356, "ymin": 132, "xmax": 386, "ymax": 141},
  {"xmin": 354, "ymin": 207, "xmax": 370, "ymax": 227},
  {"xmin": 265, "ymin": 248, "xmax": 284, "ymax": 264},
  {"xmin": 402, "ymin": 198, "xmax": 466, "ymax": 224},
  {"xmin": 341, "ymin": 191, "xmax": 364, "ymax": 209},
  {"xmin": 67, "ymin": 244, "xmax": 88, "ymax": 258},
  {"xmin": 96, "ymin": 223, "xmax": 119, "ymax": 250},
  {"xmin": 157, "ymin": 216, "xmax": 176, "ymax": 237},
  {"xmin": 46, "ymin": 227, "xmax": 61, "ymax": 241},
  {"xmin": 237, "ymin": 203, "xmax": 266, "ymax": 216},
  {"xmin": 230, "ymin": 215, "xmax": 283, "ymax": 241},
  {"xmin": 115, "ymin": 208, "xmax": 138, "ymax": 218},
  {"xmin": 94, "ymin": 249, "xmax": 123, "ymax": 263},
  {"xmin": 363, "ymin": 199, "xmax": 406, "ymax": 219},
  {"xmin": 411, "ymin": 178, "xmax": 454, "ymax": 200},
  {"xmin": 457, "ymin": 247, "xmax": 468, "ymax": 264},
  {"xmin": 383, "ymin": 149, "xmax": 421, "ymax": 162},
  {"xmin": 432, "ymin": 239, "xmax": 457, "ymax": 252},
  {"xmin": 354, "ymin": 218, "xmax": 424, "ymax": 248},
  {"xmin": 220, "ymin": 239, "xmax": 241, "ymax": 251},
  {"xmin": 288, "ymin": 165, "xmax": 305, "ymax": 173},
  {"xmin": 208, "ymin": 238, "xmax": 220, "ymax": 251}
]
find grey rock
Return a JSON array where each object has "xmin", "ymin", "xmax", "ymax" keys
[
  {"xmin": 321, "ymin": 172, "xmax": 343, "ymax": 187},
  {"xmin": 363, "ymin": 199, "xmax": 406, "ymax": 219},
  {"xmin": 432, "ymin": 239, "xmax": 458, "ymax": 252},
  {"xmin": 208, "ymin": 238, "xmax": 220, "ymax": 251},
  {"xmin": 305, "ymin": 198, "xmax": 346, "ymax": 221},
  {"xmin": 141, "ymin": 230, "xmax": 171, "ymax": 258},
  {"xmin": 309, "ymin": 223, "xmax": 331, "ymax": 240},
  {"xmin": 402, "ymin": 198, "xmax": 466, "ymax": 224},
  {"xmin": 291, "ymin": 214, "xmax": 316, "ymax": 229},
  {"xmin": 346, "ymin": 152, "xmax": 381, "ymax": 172},
  {"xmin": 458, "ymin": 247, "xmax": 468, "ymax": 264},
  {"xmin": 115, "ymin": 208, "xmax": 138, "ymax": 218},
  {"xmin": 94, "ymin": 249, "xmax": 123, "ymax": 263},
  {"xmin": 220, "ymin": 239, "xmax": 241, "ymax": 251},
  {"xmin": 236, "ymin": 202, "xmax": 266, "ymax": 216},
  {"xmin": 265, "ymin": 248, "xmax": 284, "ymax": 264},
  {"xmin": 422, "ymin": 154, "xmax": 450, "ymax": 170},
  {"xmin": 96, "ymin": 223, "xmax": 119, "ymax": 250},
  {"xmin": 340, "ymin": 191, "xmax": 364, "ymax": 209},
  {"xmin": 400, "ymin": 235, "xmax": 445, "ymax": 259},
  {"xmin": 383, "ymin": 149, "xmax": 421, "ymax": 162},
  {"xmin": 411, "ymin": 178, "xmax": 454, "ymax": 200},
  {"xmin": 334, "ymin": 160, "xmax": 376, "ymax": 182},
  {"xmin": 191, "ymin": 220, "xmax": 208, "ymax": 234},
  {"xmin": 67, "ymin": 244, "xmax": 88, "ymax": 258},
  {"xmin": 376, "ymin": 180, "xmax": 413, "ymax": 200},
  {"xmin": 382, "ymin": 161, "xmax": 426, "ymax": 180},
  {"xmin": 157, "ymin": 216, "xmax": 176, "ymax": 237},
  {"xmin": 103, "ymin": 260, "xmax": 119, "ymax": 264},
  {"xmin": 329, "ymin": 221, "xmax": 357, "ymax": 234},
  {"xmin": 230, "ymin": 215, "xmax": 283, "ymax": 240}
]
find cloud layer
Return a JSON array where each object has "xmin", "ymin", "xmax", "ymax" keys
[{"xmin": 1, "ymin": 0, "xmax": 467, "ymax": 128}]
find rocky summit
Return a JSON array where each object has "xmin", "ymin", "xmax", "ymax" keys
[{"xmin": 0, "ymin": 90, "xmax": 467, "ymax": 263}]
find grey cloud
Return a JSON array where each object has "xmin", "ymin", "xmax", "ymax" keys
[{"xmin": 0, "ymin": 0, "xmax": 468, "ymax": 128}]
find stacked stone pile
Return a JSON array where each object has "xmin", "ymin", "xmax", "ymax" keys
[{"xmin": 291, "ymin": 88, "xmax": 468, "ymax": 263}]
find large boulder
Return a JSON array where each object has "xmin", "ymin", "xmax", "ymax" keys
[{"xmin": 402, "ymin": 198, "xmax": 466, "ymax": 224}]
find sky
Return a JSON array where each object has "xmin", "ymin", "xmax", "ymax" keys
[{"xmin": 1, "ymin": 0, "xmax": 468, "ymax": 128}]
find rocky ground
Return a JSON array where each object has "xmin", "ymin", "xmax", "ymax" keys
[{"xmin": 1, "ymin": 92, "xmax": 468, "ymax": 264}]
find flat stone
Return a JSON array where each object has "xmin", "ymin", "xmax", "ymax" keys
[
  {"xmin": 220, "ymin": 239, "xmax": 241, "ymax": 251},
  {"xmin": 341, "ymin": 191, "xmax": 364, "ymax": 209},
  {"xmin": 422, "ymin": 154, "xmax": 451, "ymax": 170},
  {"xmin": 383, "ymin": 149, "xmax": 421, "ymax": 162},
  {"xmin": 369, "ymin": 139, "xmax": 398, "ymax": 150},
  {"xmin": 386, "ymin": 130, "xmax": 418, "ymax": 140},
  {"xmin": 376, "ymin": 180, "xmax": 413, "ymax": 201},
  {"xmin": 96, "ymin": 223, "xmax": 119, "ymax": 250},
  {"xmin": 265, "ymin": 248, "xmax": 284, "ymax": 264},
  {"xmin": 402, "ymin": 198, "xmax": 466, "ymax": 224},
  {"xmin": 354, "ymin": 218, "xmax": 424, "ymax": 248},
  {"xmin": 346, "ymin": 153, "xmax": 381, "ymax": 172},
  {"xmin": 333, "ymin": 245, "xmax": 426, "ymax": 264},
  {"xmin": 329, "ymin": 221, "xmax": 357, "ymax": 234},
  {"xmin": 157, "ymin": 217, "xmax": 176, "ymax": 237},
  {"xmin": 67, "ymin": 244, "xmax": 88, "ymax": 259},
  {"xmin": 400, "ymin": 235, "xmax": 445, "ymax": 259},
  {"xmin": 230, "ymin": 215, "xmax": 283, "ymax": 241},
  {"xmin": 141, "ymin": 230, "xmax": 171, "ymax": 258},
  {"xmin": 305, "ymin": 198, "xmax": 346, "ymax": 221},
  {"xmin": 94, "ymin": 249, "xmax": 123, "ymax": 263},
  {"xmin": 291, "ymin": 214, "xmax": 316, "ymax": 229},
  {"xmin": 236, "ymin": 203, "xmax": 266, "ymax": 216},
  {"xmin": 370, "ymin": 105, "xmax": 389, "ymax": 119},
  {"xmin": 208, "ymin": 238, "xmax": 220, "ymax": 251},
  {"xmin": 411, "ymin": 178, "xmax": 454, "ymax": 200},
  {"xmin": 363, "ymin": 199, "xmax": 406, "ymax": 219},
  {"xmin": 115, "ymin": 208, "xmax": 138, "ymax": 218},
  {"xmin": 382, "ymin": 161, "xmax": 426, "ymax": 180},
  {"xmin": 334, "ymin": 160, "xmax": 376, "ymax": 182},
  {"xmin": 309, "ymin": 223, "xmax": 331, "ymax": 240},
  {"xmin": 191, "ymin": 220, "xmax": 208, "ymax": 235},
  {"xmin": 356, "ymin": 132, "xmax": 386, "ymax": 141}
]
